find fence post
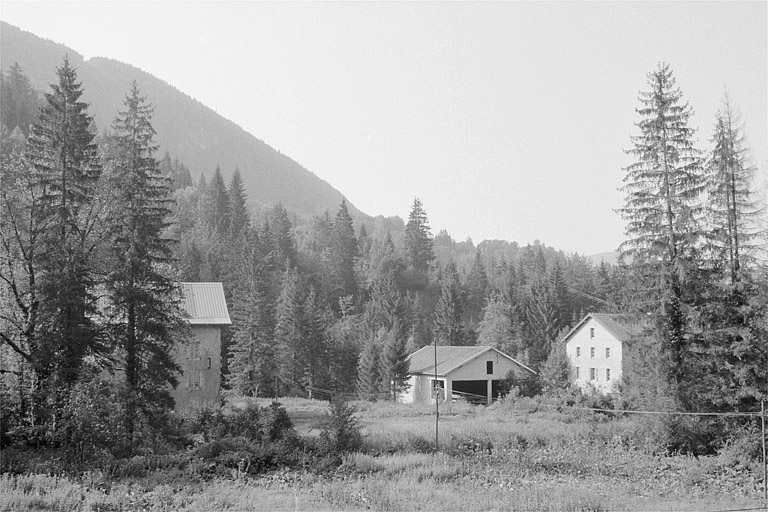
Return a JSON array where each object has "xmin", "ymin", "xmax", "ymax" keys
[{"xmin": 762, "ymin": 399, "xmax": 766, "ymax": 508}]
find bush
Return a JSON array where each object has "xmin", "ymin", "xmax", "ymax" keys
[{"xmin": 318, "ymin": 396, "xmax": 362, "ymax": 457}]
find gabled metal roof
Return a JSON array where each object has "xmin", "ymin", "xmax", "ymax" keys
[
  {"xmin": 559, "ymin": 313, "xmax": 643, "ymax": 344},
  {"xmin": 407, "ymin": 345, "xmax": 535, "ymax": 376},
  {"xmin": 180, "ymin": 282, "xmax": 231, "ymax": 325}
]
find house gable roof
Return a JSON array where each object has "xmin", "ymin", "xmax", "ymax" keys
[
  {"xmin": 407, "ymin": 345, "xmax": 535, "ymax": 376},
  {"xmin": 181, "ymin": 282, "xmax": 231, "ymax": 325},
  {"xmin": 560, "ymin": 313, "xmax": 642, "ymax": 344}
]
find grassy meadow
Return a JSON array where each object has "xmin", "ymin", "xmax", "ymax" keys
[{"xmin": 1, "ymin": 396, "xmax": 766, "ymax": 511}]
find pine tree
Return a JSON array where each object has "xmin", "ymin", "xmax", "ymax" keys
[
  {"xmin": 209, "ymin": 165, "xmax": 230, "ymax": 236},
  {"xmin": 704, "ymin": 94, "xmax": 765, "ymax": 283},
  {"xmin": 104, "ymin": 82, "xmax": 185, "ymax": 446},
  {"xmin": 619, "ymin": 63, "xmax": 705, "ymax": 273},
  {"xmin": 356, "ymin": 334, "xmax": 381, "ymax": 400},
  {"xmin": 329, "ymin": 200, "xmax": 358, "ymax": 309},
  {"xmin": 0, "ymin": 62, "xmax": 39, "ymax": 135},
  {"xmin": 465, "ymin": 249, "xmax": 490, "ymax": 322},
  {"xmin": 228, "ymin": 168, "xmax": 250, "ymax": 238},
  {"xmin": 378, "ymin": 324, "xmax": 410, "ymax": 400},
  {"xmin": 301, "ymin": 287, "xmax": 328, "ymax": 399},
  {"xmin": 476, "ymin": 292, "xmax": 519, "ymax": 357},
  {"xmin": 24, "ymin": 57, "xmax": 103, "ymax": 398},
  {"xmin": 618, "ymin": 63, "xmax": 705, "ymax": 404},
  {"xmin": 227, "ymin": 241, "xmax": 276, "ymax": 398},
  {"xmin": 434, "ymin": 261, "xmax": 464, "ymax": 345},
  {"xmin": 269, "ymin": 203, "xmax": 297, "ymax": 269},
  {"xmin": 403, "ymin": 197, "xmax": 435, "ymax": 282},
  {"xmin": 275, "ymin": 267, "xmax": 302, "ymax": 392}
]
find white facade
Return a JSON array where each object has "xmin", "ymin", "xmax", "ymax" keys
[
  {"xmin": 401, "ymin": 346, "xmax": 535, "ymax": 405},
  {"xmin": 564, "ymin": 315, "xmax": 626, "ymax": 394}
]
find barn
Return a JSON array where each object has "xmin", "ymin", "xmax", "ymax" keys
[
  {"xmin": 401, "ymin": 345, "xmax": 536, "ymax": 405},
  {"xmin": 169, "ymin": 282, "xmax": 231, "ymax": 411}
]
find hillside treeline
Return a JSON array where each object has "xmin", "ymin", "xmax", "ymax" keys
[{"xmin": 1, "ymin": 59, "xmax": 767, "ymax": 459}]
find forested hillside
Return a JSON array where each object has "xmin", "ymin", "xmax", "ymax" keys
[
  {"xmin": 0, "ymin": 21, "xmax": 370, "ymax": 222},
  {"xmin": 1, "ymin": 30, "xmax": 766, "ymax": 468}
]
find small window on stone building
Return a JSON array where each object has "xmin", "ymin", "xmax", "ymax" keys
[
  {"xmin": 605, "ymin": 368, "xmax": 611, "ymax": 381},
  {"xmin": 576, "ymin": 347, "xmax": 581, "ymax": 357},
  {"xmin": 589, "ymin": 368, "xmax": 596, "ymax": 381},
  {"xmin": 575, "ymin": 367, "xmax": 580, "ymax": 379},
  {"xmin": 605, "ymin": 347, "xmax": 610, "ymax": 358},
  {"xmin": 486, "ymin": 361, "xmax": 493, "ymax": 374},
  {"xmin": 189, "ymin": 370, "xmax": 202, "ymax": 389},
  {"xmin": 590, "ymin": 327, "xmax": 595, "ymax": 338},
  {"xmin": 590, "ymin": 347, "xmax": 595, "ymax": 358},
  {"xmin": 207, "ymin": 357, "xmax": 212, "ymax": 369}
]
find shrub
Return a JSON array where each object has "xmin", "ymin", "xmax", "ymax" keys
[{"xmin": 318, "ymin": 396, "xmax": 362, "ymax": 457}]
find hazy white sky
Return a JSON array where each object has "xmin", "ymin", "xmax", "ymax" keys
[{"xmin": 1, "ymin": 1, "xmax": 766, "ymax": 255}]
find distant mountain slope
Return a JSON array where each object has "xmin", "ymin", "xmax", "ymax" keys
[{"xmin": 0, "ymin": 21, "xmax": 370, "ymax": 221}]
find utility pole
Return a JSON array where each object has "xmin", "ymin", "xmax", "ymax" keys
[{"xmin": 434, "ymin": 341, "xmax": 439, "ymax": 450}]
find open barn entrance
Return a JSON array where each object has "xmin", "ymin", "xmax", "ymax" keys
[{"xmin": 451, "ymin": 380, "xmax": 504, "ymax": 404}]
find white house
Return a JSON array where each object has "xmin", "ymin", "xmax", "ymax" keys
[
  {"xmin": 401, "ymin": 345, "xmax": 536, "ymax": 405},
  {"xmin": 169, "ymin": 282, "xmax": 231, "ymax": 411},
  {"xmin": 561, "ymin": 313, "xmax": 641, "ymax": 394}
]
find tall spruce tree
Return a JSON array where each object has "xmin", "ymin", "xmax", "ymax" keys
[
  {"xmin": 704, "ymin": 94, "xmax": 765, "ymax": 283},
  {"xmin": 403, "ymin": 197, "xmax": 435, "ymax": 282},
  {"xmin": 0, "ymin": 63, "xmax": 39, "ymax": 135},
  {"xmin": 275, "ymin": 267, "xmax": 302, "ymax": 392},
  {"xmin": 618, "ymin": 63, "xmax": 705, "ymax": 407},
  {"xmin": 329, "ymin": 199, "xmax": 358, "ymax": 308},
  {"xmin": 105, "ymin": 82, "xmax": 184, "ymax": 446},
  {"xmin": 209, "ymin": 165, "xmax": 230, "ymax": 236},
  {"xmin": 434, "ymin": 261, "xmax": 464, "ymax": 345},
  {"xmin": 228, "ymin": 168, "xmax": 250, "ymax": 239},
  {"xmin": 227, "ymin": 240, "xmax": 276, "ymax": 398},
  {"xmin": 24, "ymin": 56, "xmax": 103, "ymax": 399}
]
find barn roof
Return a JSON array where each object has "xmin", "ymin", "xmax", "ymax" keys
[
  {"xmin": 560, "ymin": 313, "xmax": 643, "ymax": 344},
  {"xmin": 181, "ymin": 282, "xmax": 231, "ymax": 325},
  {"xmin": 407, "ymin": 345, "xmax": 535, "ymax": 376}
]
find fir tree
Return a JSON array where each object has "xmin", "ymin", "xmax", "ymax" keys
[
  {"xmin": 227, "ymin": 243, "xmax": 276, "ymax": 398},
  {"xmin": 209, "ymin": 165, "xmax": 230, "ymax": 235},
  {"xmin": 275, "ymin": 267, "xmax": 302, "ymax": 392},
  {"xmin": 434, "ymin": 261, "xmax": 464, "ymax": 345},
  {"xmin": 0, "ymin": 62, "xmax": 39, "ymax": 135},
  {"xmin": 378, "ymin": 324, "xmax": 410, "ymax": 400},
  {"xmin": 330, "ymin": 199, "xmax": 358, "ymax": 307},
  {"xmin": 228, "ymin": 168, "xmax": 250, "ymax": 238},
  {"xmin": 704, "ymin": 94, "xmax": 765, "ymax": 283},
  {"xmin": 356, "ymin": 334, "xmax": 381, "ymax": 400},
  {"xmin": 24, "ymin": 56, "xmax": 103, "ymax": 398},
  {"xmin": 618, "ymin": 63, "xmax": 705, "ymax": 405},
  {"xmin": 104, "ymin": 82, "xmax": 184, "ymax": 446},
  {"xmin": 403, "ymin": 197, "xmax": 435, "ymax": 282}
]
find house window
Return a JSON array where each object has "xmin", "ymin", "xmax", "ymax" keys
[
  {"xmin": 605, "ymin": 369, "xmax": 611, "ymax": 381},
  {"xmin": 590, "ymin": 347, "xmax": 595, "ymax": 358},
  {"xmin": 590, "ymin": 327, "xmax": 595, "ymax": 339},
  {"xmin": 605, "ymin": 347, "xmax": 610, "ymax": 359},
  {"xmin": 576, "ymin": 347, "xmax": 581, "ymax": 357},
  {"xmin": 486, "ymin": 361, "xmax": 493, "ymax": 375},
  {"xmin": 575, "ymin": 367, "xmax": 580, "ymax": 379},
  {"xmin": 589, "ymin": 368, "xmax": 596, "ymax": 381},
  {"xmin": 189, "ymin": 370, "xmax": 202, "ymax": 389},
  {"xmin": 207, "ymin": 357, "xmax": 212, "ymax": 370}
]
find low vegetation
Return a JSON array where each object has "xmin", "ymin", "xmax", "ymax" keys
[{"xmin": 2, "ymin": 396, "xmax": 765, "ymax": 511}]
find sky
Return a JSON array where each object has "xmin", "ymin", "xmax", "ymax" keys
[{"xmin": 1, "ymin": 1, "xmax": 766, "ymax": 255}]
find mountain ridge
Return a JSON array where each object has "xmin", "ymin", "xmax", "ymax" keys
[{"xmin": 0, "ymin": 21, "xmax": 371, "ymax": 222}]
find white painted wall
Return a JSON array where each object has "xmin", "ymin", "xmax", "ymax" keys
[{"xmin": 566, "ymin": 318, "xmax": 623, "ymax": 394}]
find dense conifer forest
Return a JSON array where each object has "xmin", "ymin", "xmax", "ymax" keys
[{"xmin": 1, "ymin": 55, "xmax": 766, "ymax": 469}]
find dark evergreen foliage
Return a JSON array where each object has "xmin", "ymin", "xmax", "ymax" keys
[{"xmin": 104, "ymin": 81, "xmax": 186, "ymax": 448}]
